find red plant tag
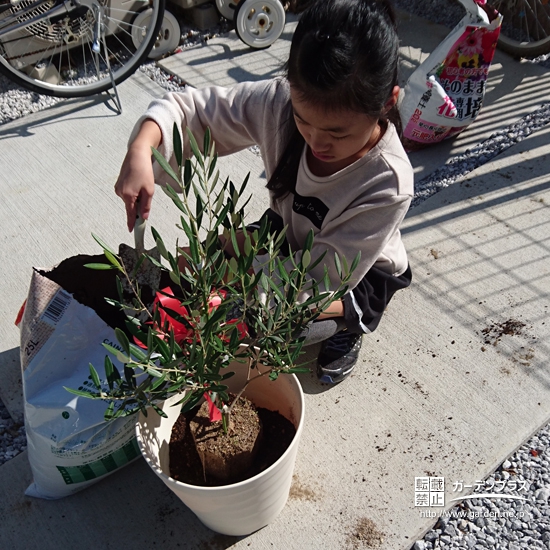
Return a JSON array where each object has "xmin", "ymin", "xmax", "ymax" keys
[{"xmin": 204, "ymin": 392, "xmax": 222, "ymax": 422}]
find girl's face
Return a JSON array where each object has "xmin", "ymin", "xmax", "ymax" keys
[{"xmin": 290, "ymin": 88, "xmax": 384, "ymax": 174}]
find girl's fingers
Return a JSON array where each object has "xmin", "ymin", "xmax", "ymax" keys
[
  {"xmin": 114, "ymin": 154, "xmax": 155, "ymax": 231},
  {"xmin": 126, "ymin": 186, "xmax": 154, "ymax": 232},
  {"xmin": 126, "ymin": 199, "xmax": 138, "ymax": 233},
  {"xmin": 115, "ymin": 122, "xmax": 160, "ymax": 231},
  {"xmin": 138, "ymin": 189, "xmax": 153, "ymax": 221}
]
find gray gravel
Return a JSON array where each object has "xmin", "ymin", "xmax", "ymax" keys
[
  {"xmin": 413, "ymin": 433, "xmax": 550, "ymax": 548},
  {"xmin": 2, "ymin": 3, "xmax": 550, "ymax": 549},
  {"xmin": 0, "ymin": 400, "xmax": 25, "ymax": 464},
  {"xmin": 412, "ymin": 102, "xmax": 550, "ymax": 207}
]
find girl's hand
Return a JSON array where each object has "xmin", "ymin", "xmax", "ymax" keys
[{"xmin": 114, "ymin": 119, "xmax": 162, "ymax": 232}]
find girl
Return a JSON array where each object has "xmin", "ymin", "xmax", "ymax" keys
[{"xmin": 115, "ymin": 0, "xmax": 413, "ymax": 384}]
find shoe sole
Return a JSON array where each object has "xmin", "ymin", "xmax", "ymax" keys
[{"xmin": 317, "ymin": 365, "xmax": 355, "ymax": 384}]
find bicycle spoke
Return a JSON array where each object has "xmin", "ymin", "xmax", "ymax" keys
[
  {"xmin": 0, "ymin": 0, "xmax": 165, "ymax": 96},
  {"xmin": 495, "ymin": 0, "xmax": 550, "ymax": 56}
]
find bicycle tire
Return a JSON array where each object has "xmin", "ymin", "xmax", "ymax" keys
[
  {"xmin": 0, "ymin": 0, "xmax": 166, "ymax": 98},
  {"xmin": 492, "ymin": 0, "xmax": 550, "ymax": 57}
]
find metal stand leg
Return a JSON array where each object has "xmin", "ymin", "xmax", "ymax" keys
[
  {"xmin": 102, "ymin": 31, "xmax": 122, "ymax": 114},
  {"xmin": 105, "ymin": 65, "xmax": 123, "ymax": 114}
]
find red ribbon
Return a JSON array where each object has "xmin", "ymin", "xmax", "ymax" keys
[
  {"xmin": 134, "ymin": 287, "xmax": 248, "ymax": 348},
  {"xmin": 207, "ymin": 288, "xmax": 226, "ymax": 311},
  {"xmin": 224, "ymin": 318, "xmax": 249, "ymax": 340},
  {"xmin": 154, "ymin": 287, "xmax": 192, "ymax": 343},
  {"xmin": 134, "ymin": 287, "xmax": 191, "ymax": 349}
]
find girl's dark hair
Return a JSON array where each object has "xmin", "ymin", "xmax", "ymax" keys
[{"xmin": 267, "ymin": 0, "xmax": 401, "ymax": 200}]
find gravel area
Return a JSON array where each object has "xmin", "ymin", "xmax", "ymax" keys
[
  {"xmin": 413, "ymin": 432, "xmax": 550, "ymax": 549},
  {"xmin": 0, "ymin": 400, "xmax": 25, "ymax": 464},
  {"xmin": 2, "ymin": 3, "xmax": 550, "ymax": 548}
]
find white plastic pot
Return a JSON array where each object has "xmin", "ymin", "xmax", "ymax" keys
[{"xmin": 136, "ymin": 360, "xmax": 304, "ymax": 536}]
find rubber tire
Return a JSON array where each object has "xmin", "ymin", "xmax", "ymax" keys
[
  {"xmin": 493, "ymin": 0, "xmax": 550, "ymax": 58},
  {"xmin": 234, "ymin": 0, "xmax": 285, "ymax": 50},
  {"xmin": 132, "ymin": 8, "xmax": 181, "ymax": 59},
  {"xmin": 0, "ymin": 0, "xmax": 166, "ymax": 98},
  {"xmin": 215, "ymin": 0, "xmax": 240, "ymax": 21},
  {"xmin": 498, "ymin": 33, "xmax": 550, "ymax": 58}
]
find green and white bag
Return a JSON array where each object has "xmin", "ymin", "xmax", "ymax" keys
[{"xmin": 18, "ymin": 265, "xmax": 139, "ymax": 499}]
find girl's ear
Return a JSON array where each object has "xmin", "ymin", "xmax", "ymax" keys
[{"xmin": 384, "ymin": 86, "xmax": 400, "ymax": 113}]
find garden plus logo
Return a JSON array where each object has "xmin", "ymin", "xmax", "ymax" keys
[
  {"xmin": 414, "ymin": 476, "xmax": 529, "ymax": 517},
  {"xmin": 447, "ymin": 479, "xmax": 529, "ymax": 503}
]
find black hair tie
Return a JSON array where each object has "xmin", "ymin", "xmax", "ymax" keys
[{"xmin": 315, "ymin": 30, "xmax": 330, "ymax": 42}]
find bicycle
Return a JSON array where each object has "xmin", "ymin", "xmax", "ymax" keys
[
  {"xmin": 0, "ymin": 0, "xmax": 289, "ymax": 100},
  {"xmin": 0, "ymin": 0, "xmax": 166, "ymax": 98},
  {"xmin": 492, "ymin": 0, "xmax": 550, "ymax": 57}
]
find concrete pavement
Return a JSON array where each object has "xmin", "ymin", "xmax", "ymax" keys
[{"xmin": 0, "ymin": 11, "xmax": 549, "ymax": 550}]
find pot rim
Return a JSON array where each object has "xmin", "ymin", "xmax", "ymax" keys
[{"xmin": 135, "ymin": 372, "xmax": 305, "ymax": 491}]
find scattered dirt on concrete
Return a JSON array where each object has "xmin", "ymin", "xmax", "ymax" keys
[
  {"xmin": 155, "ymin": 503, "xmax": 177, "ymax": 523},
  {"xmin": 513, "ymin": 347, "xmax": 535, "ymax": 367},
  {"xmin": 198, "ymin": 534, "xmax": 240, "ymax": 550},
  {"xmin": 429, "ymin": 248, "xmax": 440, "ymax": 259},
  {"xmin": 395, "ymin": 370, "xmax": 429, "ymax": 399},
  {"xmin": 289, "ymin": 475, "xmax": 317, "ymax": 501},
  {"xmin": 481, "ymin": 319, "xmax": 526, "ymax": 346},
  {"xmin": 414, "ymin": 381, "xmax": 429, "ymax": 398},
  {"xmin": 12, "ymin": 500, "xmax": 32, "ymax": 515},
  {"xmin": 346, "ymin": 517, "xmax": 385, "ymax": 549}
]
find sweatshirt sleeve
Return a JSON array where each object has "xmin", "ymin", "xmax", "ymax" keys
[{"xmin": 128, "ymin": 79, "xmax": 290, "ymax": 187}]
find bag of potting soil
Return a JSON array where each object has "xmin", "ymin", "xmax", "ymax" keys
[
  {"xmin": 400, "ymin": 0, "xmax": 502, "ymax": 151},
  {"xmin": 17, "ymin": 256, "xmax": 141, "ymax": 499}
]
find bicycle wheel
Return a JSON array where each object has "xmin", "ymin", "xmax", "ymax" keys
[
  {"xmin": 492, "ymin": 0, "xmax": 550, "ymax": 57},
  {"xmin": 0, "ymin": 0, "xmax": 166, "ymax": 97},
  {"xmin": 234, "ymin": 0, "xmax": 285, "ymax": 49}
]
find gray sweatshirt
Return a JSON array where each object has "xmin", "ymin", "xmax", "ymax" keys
[{"xmin": 130, "ymin": 78, "xmax": 413, "ymax": 304}]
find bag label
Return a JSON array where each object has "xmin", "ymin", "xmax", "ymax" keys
[
  {"xmin": 401, "ymin": 5, "xmax": 502, "ymax": 149},
  {"xmin": 40, "ymin": 289, "xmax": 72, "ymax": 326},
  {"xmin": 55, "ymin": 437, "xmax": 140, "ymax": 485}
]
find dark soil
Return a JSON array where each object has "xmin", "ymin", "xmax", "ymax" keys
[
  {"xmin": 481, "ymin": 319, "xmax": 526, "ymax": 345},
  {"xmin": 170, "ymin": 405, "xmax": 296, "ymax": 487},
  {"xmin": 42, "ymin": 254, "xmax": 147, "ymax": 331},
  {"xmin": 42, "ymin": 253, "xmax": 175, "ymax": 331}
]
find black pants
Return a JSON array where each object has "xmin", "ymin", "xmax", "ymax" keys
[{"xmin": 302, "ymin": 264, "xmax": 413, "ymax": 345}]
